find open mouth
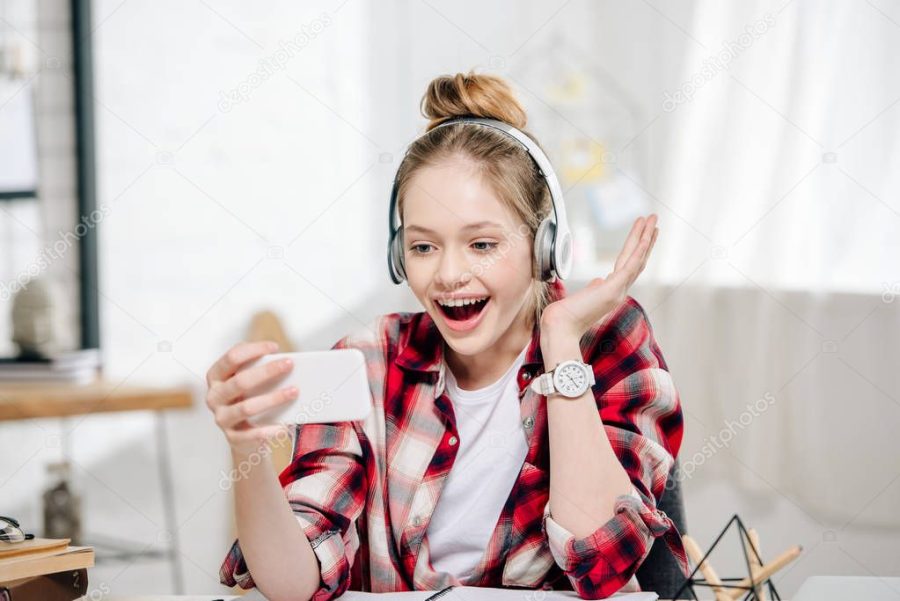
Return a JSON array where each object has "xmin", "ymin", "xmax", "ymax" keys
[{"xmin": 435, "ymin": 297, "xmax": 491, "ymax": 324}]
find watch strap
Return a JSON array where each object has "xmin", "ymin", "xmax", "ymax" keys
[{"xmin": 530, "ymin": 373, "xmax": 554, "ymax": 396}]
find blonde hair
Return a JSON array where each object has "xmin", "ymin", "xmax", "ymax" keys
[{"xmin": 395, "ymin": 71, "xmax": 556, "ymax": 328}]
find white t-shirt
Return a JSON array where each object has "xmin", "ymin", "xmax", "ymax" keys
[{"xmin": 426, "ymin": 344, "xmax": 530, "ymax": 582}]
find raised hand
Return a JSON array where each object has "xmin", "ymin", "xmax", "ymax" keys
[{"xmin": 541, "ymin": 214, "xmax": 659, "ymax": 342}]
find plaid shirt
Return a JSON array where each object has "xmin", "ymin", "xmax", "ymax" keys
[{"xmin": 219, "ymin": 287, "xmax": 688, "ymax": 600}]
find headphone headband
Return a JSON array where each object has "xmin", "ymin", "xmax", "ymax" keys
[{"xmin": 387, "ymin": 117, "xmax": 573, "ymax": 284}]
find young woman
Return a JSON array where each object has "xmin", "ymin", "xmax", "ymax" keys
[{"xmin": 207, "ymin": 72, "xmax": 687, "ymax": 601}]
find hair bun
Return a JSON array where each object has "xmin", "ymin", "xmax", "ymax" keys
[{"xmin": 421, "ymin": 71, "xmax": 527, "ymax": 131}]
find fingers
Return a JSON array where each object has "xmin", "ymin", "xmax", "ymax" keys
[
  {"xmin": 216, "ymin": 386, "xmax": 298, "ymax": 430},
  {"xmin": 615, "ymin": 214, "xmax": 658, "ymax": 273},
  {"xmin": 208, "ymin": 355, "xmax": 293, "ymax": 409},
  {"xmin": 627, "ymin": 215, "xmax": 657, "ymax": 264},
  {"xmin": 227, "ymin": 422, "xmax": 292, "ymax": 451},
  {"xmin": 607, "ymin": 217, "xmax": 658, "ymax": 292},
  {"xmin": 205, "ymin": 340, "xmax": 298, "ymax": 454},
  {"xmin": 623, "ymin": 222, "xmax": 658, "ymax": 289},
  {"xmin": 639, "ymin": 226, "xmax": 659, "ymax": 271},
  {"xmin": 614, "ymin": 217, "xmax": 646, "ymax": 273},
  {"xmin": 206, "ymin": 340, "xmax": 279, "ymax": 387}
]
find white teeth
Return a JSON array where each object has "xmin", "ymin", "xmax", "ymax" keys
[{"xmin": 437, "ymin": 296, "xmax": 489, "ymax": 308}]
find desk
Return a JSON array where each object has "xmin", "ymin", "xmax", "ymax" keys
[
  {"xmin": 100, "ymin": 589, "xmax": 633, "ymax": 600},
  {"xmin": 793, "ymin": 575, "xmax": 900, "ymax": 600},
  {"xmin": 0, "ymin": 380, "xmax": 194, "ymax": 593},
  {"xmin": 96, "ymin": 577, "xmax": 900, "ymax": 600},
  {"xmin": 103, "ymin": 598, "xmax": 239, "ymax": 601},
  {"xmin": 0, "ymin": 380, "xmax": 192, "ymax": 420}
]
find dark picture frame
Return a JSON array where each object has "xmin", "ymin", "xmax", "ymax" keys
[{"xmin": 71, "ymin": 0, "xmax": 100, "ymax": 351}]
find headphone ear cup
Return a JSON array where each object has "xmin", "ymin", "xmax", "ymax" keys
[
  {"xmin": 389, "ymin": 227, "xmax": 406, "ymax": 283},
  {"xmin": 533, "ymin": 218, "xmax": 556, "ymax": 282},
  {"xmin": 554, "ymin": 228, "xmax": 573, "ymax": 280}
]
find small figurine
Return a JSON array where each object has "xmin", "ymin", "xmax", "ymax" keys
[{"xmin": 11, "ymin": 275, "xmax": 63, "ymax": 360}]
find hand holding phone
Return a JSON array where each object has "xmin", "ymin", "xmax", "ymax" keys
[
  {"xmin": 239, "ymin": 349, "xmax": 372, "ymax": 426},
  {"xmin": 205, "ymin": 341, "xmax": 296, "ymax": 454},
  {"xmin": 205, "ymin": 342, "xmax": 372, "ymax": 454}
]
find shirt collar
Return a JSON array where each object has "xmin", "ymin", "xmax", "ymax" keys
[{"xmin": 395, "ymin": 280, "xmax": 567, "ymax": 375}]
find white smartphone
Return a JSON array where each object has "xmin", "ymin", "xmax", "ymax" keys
[{"xmin": 239, "ymin": 349, "xmax": 372, "ymax": 426}]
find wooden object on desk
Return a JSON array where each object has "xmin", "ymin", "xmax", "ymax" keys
[
  {"xmin": 743, "ymin": 528, "xmax": 766, "ymax": 601},
  {"xmin": 725, "ymin": 544, "xmax": 802, "ymax": 600},
  {"xmin": 682, "ymin": 535, "xmax": 730, "ymax": 601},
  {"xmin": 0, "ymin": 544, "xmax": 93, "ymax": 582},
  {"xmin": 0, "ymin": 380, "xmax": 193, "ymax": 421},
  {"xmin": 248, "ymin": 310, "xmax": 294, "ymax": 360},
  {"xmin": 247, "ymin": 310, "xmax": 296, "ymax": 476},
  {"xmin": 682, "ymin": 528, "xmax": 802, "ymax": 601},
  {"xmin": 0, "ymin": 538, "xmax": 70, "ymax": 561}
]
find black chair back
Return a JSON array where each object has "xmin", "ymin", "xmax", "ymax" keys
[{"xmin": 635, "ymin": 461, "xmax": 689, "ymax": 599}]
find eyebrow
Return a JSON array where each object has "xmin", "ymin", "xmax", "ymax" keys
[{"xmin": 404, "ymin": 221, "xmax": 504, "ymax": 235}]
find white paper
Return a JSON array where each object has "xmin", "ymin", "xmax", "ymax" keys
[{"xmin": 237, "ymin": 586, "xmax": 657, "ymax": 600}]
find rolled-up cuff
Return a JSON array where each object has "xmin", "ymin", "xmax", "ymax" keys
[
  {"xmin": 219, "ymin": 538, "xmax": 256, "ymax": 590},
  {"xmin": 219, "ymin": 512, "xmax": 354, "ymax": 599},
  {"xmin": 542, "ymin": 485, "xmax": 684, "ymax": 575}
]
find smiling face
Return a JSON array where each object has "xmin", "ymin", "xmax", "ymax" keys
[{"xmin": 401, "ymin": 156, "xmax": 536, "ymax": 361}]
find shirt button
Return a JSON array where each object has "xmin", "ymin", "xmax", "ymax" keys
[
  {"xmin": 448, "ymin": 435, "xmax": 458, "ymax": 446},
  {"xmin": 413, "ymin": 516, "xmax": 423, "ymax": 527},
  {"xmin": 523, "ymin": 416, "xmax": 534, "ymax": 429}
]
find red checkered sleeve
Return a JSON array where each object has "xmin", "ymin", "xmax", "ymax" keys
[
  {"xmin": 219, "ymin": 334, "xmax": 369, "ymax": 601},
  {"xmin": 541, "ymin": 297, "xmax": 689, "ymax": 599}
]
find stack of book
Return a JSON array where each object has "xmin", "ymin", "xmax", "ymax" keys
[
  {"xmin": 0, "ymin": 538, "xmax": 94, "ymax": 601},
  {"xmin": 0, "ymin": 349, "xmax": 100, "ymax": 384}
]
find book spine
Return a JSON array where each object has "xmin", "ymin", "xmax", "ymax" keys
[{"xmin": 1, "ymin": 568, "xmax": 88, "ymax": 601}]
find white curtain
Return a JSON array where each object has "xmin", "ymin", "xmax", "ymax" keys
[
  {"xmin": 637, "ymin": 0, "xmax": 900, "ymax": 527},
  {"xmin": 357, "ymin": 0, "xmax": 898, "ymax": 528}
]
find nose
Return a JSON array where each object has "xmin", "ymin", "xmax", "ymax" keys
[{"xmin": 434, "ymin": 245, "xmax": 472, "ymax": 291}]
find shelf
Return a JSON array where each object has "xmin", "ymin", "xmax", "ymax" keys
[{"xmin": 0, "ymin": 380, "xmax": 194, "ymax": 421}]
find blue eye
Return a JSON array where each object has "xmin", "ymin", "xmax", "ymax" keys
[
  {"xmin": 409, "ymin": 242, "xmax": 497, "ymax": 255},
  {"xmin": 473, "ymin": 242, "xmax": 498, "ymax": 252}
]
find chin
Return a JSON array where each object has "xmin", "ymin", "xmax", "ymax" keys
[{"xmin": 440, "ymin": 330, "xmax": 489, "ymax": 355}]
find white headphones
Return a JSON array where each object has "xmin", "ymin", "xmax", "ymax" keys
[{"xmin": 387, "ymin": 117, "xmax": 573, "ymax": 285}]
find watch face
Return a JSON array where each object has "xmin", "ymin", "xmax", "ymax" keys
[{"xmin": 554, "ymin": 363, "xmax": 589, "ymax": 396}]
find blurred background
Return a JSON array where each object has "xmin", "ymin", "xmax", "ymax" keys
[{"xmin": 0, "ymin": 0, "xmax": 898, "ymax": 597}]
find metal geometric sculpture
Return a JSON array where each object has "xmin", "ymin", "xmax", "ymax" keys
[{"xmin": 673, "ymin": 514, "xmax": 802, "ymax": 601}]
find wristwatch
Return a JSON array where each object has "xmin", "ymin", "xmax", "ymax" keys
[{"xmin": 530, "ymin": 360, "xmax": 595, "ymax": 398}]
